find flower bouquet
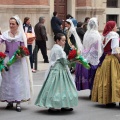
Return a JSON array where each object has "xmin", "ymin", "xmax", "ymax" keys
[
  {"xmin": 6, "ymin": 46, "xmax": 30, "ymax": 67},
  {"xmin": 0, "ymin": 52, "xmax": 6, "ymax": 72},
  {"xmin": 68, "ymin": 49, "xmax": 90, "ymax": 69}
]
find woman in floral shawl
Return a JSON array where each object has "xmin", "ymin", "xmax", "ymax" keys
[{"xmin": 91, "ymin": 21, "xmax": 120, "ymax": 107}]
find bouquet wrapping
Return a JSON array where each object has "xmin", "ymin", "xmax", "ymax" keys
[
  {"xmin": 68, "ymin": 49, "xmax": 90, "ymax": 69},
  {"xmin": 0, "ymin": 52, "xmax": 6, "ymax": 72},
  {"xmin": 6, "ymin": 46, "xmax": 30, "ymax": 67}
]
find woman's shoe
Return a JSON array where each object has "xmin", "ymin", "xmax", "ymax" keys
[
  {"xmin": 89, "ymin": 95, "xmax": 91, "ymax": 99},
  {"xmin": 61, "ymin": 108, "xmax": 73, "ymax": 111},
  {"xmin": 6, "ymin": 103, "xmax": 13, "ymax": 109},
  {"xmin": 106, "ymin": 103, "xmax": 116, "ymax": 108},
  {"xmin": 48, "ymin": 108, "xmax": 60, "ymax": 113},
  {"xmin": 32, "ymin": 69, "xmax": 36, "ymax": 73},
  {"xmin": 16, "ymin": 104, "xmax": 21, "ymax": 112}
]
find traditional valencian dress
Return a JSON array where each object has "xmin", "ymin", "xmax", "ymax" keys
[
  {"xmin": 0, "ymin": 31, "xmax": 31, "ymax": 102},
  {"xmin": 35, "ymin": 44, "xmax": 78, "ymax": 109},
  {"xmin": 75, "ymin": 18, "xmax": 102, "ymax": 91},
  {"xmin": 91, "ymin": 31, "xmax": 120, "ymax": 104}
]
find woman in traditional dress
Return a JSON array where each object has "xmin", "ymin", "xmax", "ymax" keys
[
  {"xmin": 0, "ymin": 15, "xmax": 33, "ymax": 112},
  {"xmin": 35, "ymin": 33, "xmax": 78, "ymax": 112},
  {"xmin": 75, "ymin": 17, "xmax": 103, "ymax": 97},
  {"xmin": 91, "ymin": 21, "xmax": 120, "ymax": 107},
  {"xmin": 64, "ymin": 19, "xmax": 83, "ymax": 73}
]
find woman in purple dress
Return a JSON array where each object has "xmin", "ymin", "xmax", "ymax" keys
[
  {"xmin": 0, "ymin": 15, "xmax": 33, "ymax": 112},
  {"xmin": 75, "ymin": 17, "xmax": 103, "ymax": 97}
]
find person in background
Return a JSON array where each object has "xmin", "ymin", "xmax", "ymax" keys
[
  {"xmin": 35, "ymin": 33, "xmax": 78, "ymax": 112},
  {"xmin": 92, "ymin": 21, "xmax": 120, "ymax": 107},
  {"xmin": 34, "ymin": 16, "xmax": 49, "ymax": 63},
  {"xmin": 66, "ymin": 14, "xmax": 78, "ymax": 28},
  {"xmin": 0, "ymin": 28, "xmax": 1, "ymax": 35},
  {"xmin": 75, "ymin": 18, "xmax": 102, "ymax": 98},
  {"xmin": 23, "ymin": 17, "xmax": 36, "ymax": 73},
  {"xmin": 83, "ymin": 17, "xmax": 90, "ymax": 32},
  {"xmin": 51, "ymin": 11, "xmax": 63, "ymax": 36},
  {"xmin": 0, "ymin": 15, "xmax": 32, "ymax": 112},
  {"xmin": 76, "ymin": 22, "xmax": 85, "ymax": 42}
]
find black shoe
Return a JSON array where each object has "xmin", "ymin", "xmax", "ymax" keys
[
  {"xmin": 16, "ymin": 105, "xmax": 21, "ymax": 112},
  {"xmin": 48, "ymin": 108, "xmax": 60, "ymax": 113},
  {"xmin": 70, "ymin": 67, "xmax": 75, "ymax": 73},
  {"xmin": 106, "ymin": 103, "xmax": 116, "ymax": 108},
  {"xmin": 6, "ymin": 103, "xmax": 13, "ymax": 109},
  {"xmin": 61, "ymin": 108, "xmax": 73, "ymax": 111},
  {"xmin": 44, "ymin": 60, "xmax": 49, "ymax": 63},
  {"xmin": 89, "ymin": 95, "xmax": 91, "ymax": 99}
]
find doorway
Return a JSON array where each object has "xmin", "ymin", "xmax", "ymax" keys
[{"xmin": 54, "ymin": 0, "xmax": 67, "ymax": 26}]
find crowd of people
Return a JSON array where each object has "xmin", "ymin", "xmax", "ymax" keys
[{"xmin": 0, "ymin": 11, "xmax": 120, "ymax": 113}]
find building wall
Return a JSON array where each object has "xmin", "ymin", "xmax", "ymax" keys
[
  {"xmin": 0, "ymin": 0, "xmax": 49, "ymax": 5},
  {"xmin": 76, "ymin": 0, "xmax": 91, "ymax": 7},
  {"xmin": 76, "ymin": 0, "xmax": 105, "ymax": 32}
]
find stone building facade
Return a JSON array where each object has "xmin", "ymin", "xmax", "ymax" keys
[{"xmin": 0, "ymin": 0, "xmax": 119, "ymax": 49}]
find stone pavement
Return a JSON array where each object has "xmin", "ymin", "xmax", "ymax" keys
[{"xmin": 34, "ymin": 50, "xmax": 50, "ymax": 71}]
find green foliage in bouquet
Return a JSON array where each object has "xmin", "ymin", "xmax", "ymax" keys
[{"xmin": 6, "ymin": 46, "xmax": 30, "ymax": 67}]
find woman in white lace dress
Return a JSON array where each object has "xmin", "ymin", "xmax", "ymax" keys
[{"xmin": 75, "ymin": 17, "xmax": 103, "ymax": 97}]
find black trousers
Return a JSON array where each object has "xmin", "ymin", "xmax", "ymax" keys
[{"xmin": 34, "ymin": 40, "xmax": 48, "ymax": 61}]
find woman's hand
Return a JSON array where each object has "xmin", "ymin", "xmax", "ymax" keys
[
  {"xmin": 71, "ymin": 45, "xmax": 75, "ymax": 50},
  {"xmin": 16, "ymin": 54, "xmax": 22, "ymax": 59}
]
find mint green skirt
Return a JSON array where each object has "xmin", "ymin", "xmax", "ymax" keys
[{"xmin": 35, "ymin": 62, "xmax": 78, "ymax": 109}]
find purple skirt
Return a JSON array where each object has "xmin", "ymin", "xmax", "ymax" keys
[{"xmin": 75, "ymin": 63, "xmax": 98, "ymax": 91}]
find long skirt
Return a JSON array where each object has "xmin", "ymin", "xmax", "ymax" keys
[
  {"xmin": 35, "ymin": 62, "xmax": 78, "ymax": 109},
  {"xmin": 91, "ymin": 55, "xmax": 120, "ymax": 104},
  {"xmin": 75, "ymin": 63, "xmax": 97, "ymax": 91},
  {"xmin": 0, "ymin": 57, "xmax": 30, "ymax": 102}
]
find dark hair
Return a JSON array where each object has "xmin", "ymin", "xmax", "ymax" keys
[
  {"xmin": 23, "ymin": 17, "xmax": 30, "ymax": 24},
  {"xmin": 54, "ymin": 33, "xmax": 65, "ymax": 42},
  {"xmin": 66, "ymin": 14, "xmax": 73, "ymax": 19},
  {"xmin": 65, "ymin": 21, "xmax": 71, "ymax": 25},
  {"xmin": 77, "ymin": 22, "xmax": 83, "ymax": 27},
  {"xmin": 84, "ymin": 17, "xmax": 90, "ymax": 22},
  {"xmin": 10, "ymin": 17, "xmax": 19, "ymax": 25},
  {"xmin": 53, "ymin": 11, "xmax": 57, "ymax": 16}
]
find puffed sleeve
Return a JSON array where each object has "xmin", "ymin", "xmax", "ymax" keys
[{"xmin": 111, "ymin": 37, "xmax": 120, "ymax": 54}]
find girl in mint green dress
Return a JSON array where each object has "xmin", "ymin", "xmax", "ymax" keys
[{"xmin": 35, "ymin": 33, "xmax": 78, "ymax": 112}]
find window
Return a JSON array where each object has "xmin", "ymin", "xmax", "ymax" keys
[
  {"xmin": 107, "ymin": 0, "xmax": 118, "ymax": 8},
  {"xmin": 106, "ymin": 15, "xmax": 118, "ymax": 23}
]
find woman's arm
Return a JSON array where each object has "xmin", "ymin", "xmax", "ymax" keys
[
  {"xmin": 111, "ymin": 37, "xmax": 120, "ymax": 62},
  {"xmin": 58, "ymin": 58, "xmax": 69, "ymax": 66},
  {"xmin": 114, "ymin": 54, "xmax": 120, "ymax": 62}
]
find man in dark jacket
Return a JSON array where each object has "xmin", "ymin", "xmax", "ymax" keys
[
  {"xmin": 34, "ymin": 16, "xmax": 49, "ymax": 63},
  {"xmin": 51, "ymin": 11, "xmax": 63, "ymax": 35}
]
